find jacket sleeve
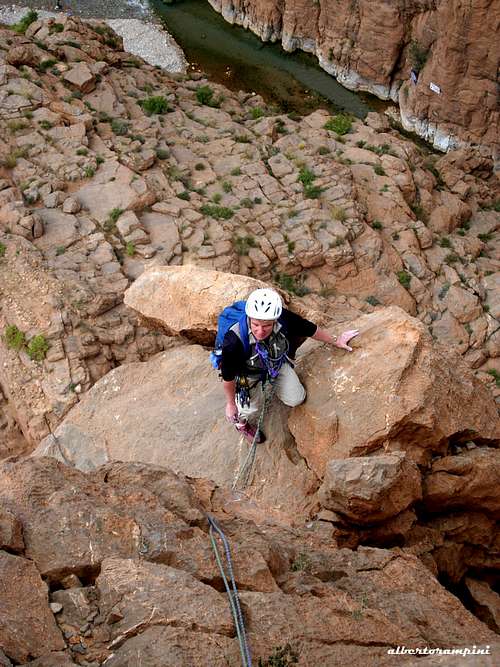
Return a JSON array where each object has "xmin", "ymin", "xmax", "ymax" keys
[
  {"xmin": 220, "ymin": 331, "xmax": 245, "ymax": 381},
  {"xmin": 281, "ymin": 309, "xmax": 317, "ymax": 337}
]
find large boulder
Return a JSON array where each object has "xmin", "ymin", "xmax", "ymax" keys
[
  {"xmin": 289, "ymin": 307, "xmax": 499, "ymax": 472},
  {"xmin": 318, "ymin": 453, "xmax": 422, "ymax": 524},
  {"xmin": 124, "ymin": 265, "xmax": 270, "ymax": 344},
  {"xmin": 34, "ymin": 346, "xmax": 319, "ymax": 521},
  {"xmin": 0, "ymin": 551, "xmax": 65, "ymax": 663}
]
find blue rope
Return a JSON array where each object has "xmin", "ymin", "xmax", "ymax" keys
[{"xmin": 207, "ymin": 515, "xmax": 252, "ymax": 667}]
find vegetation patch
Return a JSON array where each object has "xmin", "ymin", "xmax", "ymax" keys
[
  {"xmin": 12, "ymin": 10, "xmax": 38, "ymax": 34},
  {"xmin": 258, "ymin": 644, "xmax": 299, "ymax": 667},
  {"xmin": 409, "ymin": 40, "xmax": 429, "ymax": 73},
  {"xmin": 3, "ymin": 325, "xmax": 26, "ymax": 351},
  {"xmin": 324, "ymin": 113, "xmax": 352, "ymax": 135},
  {"xmin": 139, "ymin": 96, "xmax": 170, "ymax": 115},
  {"xmin": 0, "ymin": 242, "xmax": 6, "ymax": 258},
  {"xmin": 27, "ymin": 334, "xmax": 49, "ymax": 361},
  {"xmin": 195, "ymin": 85, "xmax": 221, "ymax": 108},
  {"xmin": 200, "ymin": 204, "xmax": 233, "ymax": 220},
  {"xmin": 233, "ymin": 235, "xmax": 256, "ymax": 255}
]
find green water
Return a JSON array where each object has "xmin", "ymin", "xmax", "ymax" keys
[{"xmin": 150, "ymin": 0, "xmax": 382, "ymax": 118}]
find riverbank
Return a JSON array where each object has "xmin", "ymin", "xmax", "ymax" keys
[{"xmin": 0, "ymin": 3, "xmax": 187, "ymax": 73}]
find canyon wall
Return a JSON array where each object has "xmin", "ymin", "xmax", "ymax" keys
[{"xmin": 207, "ymin": 0, "xmax": 499, "ymax": 156}]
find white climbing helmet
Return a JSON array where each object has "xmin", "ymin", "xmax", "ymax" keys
[{"xmin": 245, "ymin": 288, "xmax": 283, "ymax": 320}]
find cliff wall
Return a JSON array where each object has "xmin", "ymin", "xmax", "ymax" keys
[{"xmin": 207, "ymin": 0, "xmax": 499, "ymax": 155}]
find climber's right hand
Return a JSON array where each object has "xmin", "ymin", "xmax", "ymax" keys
[{"xmin": 225, "ymin": 402, "xmax": 239, "ymax": 423}]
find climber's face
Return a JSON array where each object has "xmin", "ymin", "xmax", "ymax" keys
[{"xmin": 250, "ymin": 319, "xmax": 275, "ymax": 341}]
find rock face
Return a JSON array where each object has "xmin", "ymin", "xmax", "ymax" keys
[
  {"xmin": 208, "ymin": 0, "xmax": 499, "ymax": 154},
  {"xmin": 289, "ymin": 307, "xmax": 500, "ymax": 471},
  {"xmin": 0, "ymin": 456, "xmax": 496, "ymax": 665},
  {"xmin": 34, "ymin": 345, "xmax": 319, "ymax": 520}
]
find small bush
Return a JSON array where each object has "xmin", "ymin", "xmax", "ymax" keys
[
  {"xmin": 439, "ymin": 237, "xmax": 451, "ymax": 248},
  {"xmin": 178, "ymin": 191, "xmax": 190, "ymax": 201},
  {"xmin": 27, "ymin": 334, "xmax": 49, "ymax": 361},
  {"xmin": 324, "ymin": 114, "xmax": 352, "ymax": 135},
  {"xmin": 397, "ymin": 270, "xmax": 411, "ymax": 288},
  {"xmin": 372, "ymin": 220, "xmax": 383, "ymax": 230},
  {"xmin": 155, "ymin": 148, "xmax": 169, "ymax": 160},
  {"xmin": 13, "ymin": 10, "xmax": 38, "ymax": 34},
  {"xmin": 39, "ymin": 120, "xmax": 53, "ymax": 130},
  {"xmin": 366, "ymin": 295, "xmax": 381, "ymax": 306},
  {"xmin": 194, "ymin": 162, "xmax": 206, "ymax": 171},
  {"xmin": 438, "ymin": 282, "xmax": 451, "ymax": 300},
  {"xmin": 239, "ymin": 197, "xmax": 254, "ymax": 209},
  {"xmin": 331, "ymin": 206, "xmax": 347, "ymax": 221},
  {"xmin": 233, "ymin": 235, "xmax": 256, "ymax": 255},
  {"xmin": 49, "ymin": 23, "xmax": 64, "ymax": 34},
  {"xmin": 104, "ymin": 207, "xmax": 123, "ymax": 231},
  {"xmin": 83, "ymin": 165, "xmax": 95, "ymax": 178},
  {"xmin": 275, "ymin": 273, "xmax": 310, "ymax": 297},
  {"xmin": 4, "ymin": 325, "xmax": 26, "ymax": 351},
  {"xmin": 251, "ymin": 106, "xmax": 264, "ymax": 119},
  {"xmin": 37, "ymin": 58, "xmax": 58, "ymax": 73},
  {"xmin": 304, "ymin": 184, "xmax": 324, "ymax": 199},
  {"xmin": 196, "ymin": 85, "xmax": 220, "ymax": 107},
  {"xmin": 76, "ymin": 148, "xmax": 88, "ymax": 156},
  {"xmin": 212, "ymin": 193, "xmax": 222, "ymax": 204},
  {"xmin": 111, "ymin": 118, "xmax": 128, "ymax": 136},
  {"xmin": 374, "ymin": 164, "xmax": 386, "ymax": 176},
  {"xmin": 487, "ymin": 369, "xmax": 500, "ymax": 387},
  {"xmin": 298, "ymin": 166, "xmax": 315, "ymax": 187},
  {"xmin": 222, "ymin": 181, "xmax": 232, "ymax": 193},
  {"xmin": 139, "ymin": 95, "xmax": 169, "ymax": 115},
  {"xmin": 0, "ymin": 242, "xmax": 6, "ymax": 258},
  {"xmin": 230, "ymin": 167, "xmax": 242, "ymax": 176},
  {"xmin": 55, "ymin": 246, "xmax": 66, "ymax": 256},
  {"xmin": 317, "ymin": 146, "xmax": 330, "ymax": 155},
  {"xmin": 234, "ymin": 134, "xmax": 251, "ymax": 143},
  {"xmin": 200, "ymin": 204, "xmax": 233, "ymax": 220},
  {"xmin": 125, "ymin": 241, "xmax": 135, "ymax": 257}
]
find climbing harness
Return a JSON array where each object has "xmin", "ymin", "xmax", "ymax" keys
[
  {"xmin": 232, "ymin": 376, "xmax": 277, "ymax": 491},
  {"xmin": 207, "ymin": 515, "xmax": 252, "ymax": 667},
  {"xmin": 255, "ymin": 338, "xmax": 288, "ymax": 379}
]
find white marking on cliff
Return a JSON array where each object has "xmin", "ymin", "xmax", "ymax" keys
[{"xmin": 429, "ymin": 82, "xmax": 441, "ymax": 94}]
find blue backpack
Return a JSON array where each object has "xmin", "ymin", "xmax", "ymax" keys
[
  {"xmin": 210, "ymin": 300, "xmax": 250, "ymax": 370},
  {"xmin": 210, "ymin": 300, "xmax": 288, "ymax": 370}
]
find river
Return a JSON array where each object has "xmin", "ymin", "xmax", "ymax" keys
[{"xmin": 1, "ymin": 0, "xmax": 382, "ymax": 117}]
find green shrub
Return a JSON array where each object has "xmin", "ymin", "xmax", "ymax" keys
[
  {"xmin": 397, "ymin": 270, "xmax": 411, "ymax": 288},
  {"xmin": 298, "ymin": 166, "xmax": 315, "ymax": 187},
  {"xmin": 49, "ymin": 23, "xmax": 64, "ymax": 34},
  {"xmin": 200, "ymin": 204, "xmax": 233, "ymax": 220},
  {"xmin": 0, "ymin": 242, "xmax": 6, "ymax": 258},
  {"xmin": 324, "ymin": 114, "xmax": 352, "ymax": 135},
  {"xmin": 233, "ymin": 235, "xmax": 256, "ymax": 255},
  {"xmin": 251, "ymin": 106, "xmax": 264, "ymax": 119},
  {"xmin": 125, "ymin": 241, "xmax": 135, "ymax": 257},
  {"xmin": 139, "ymin": 95, "xmax": 169, "ymax": 115},
  {"xmin": 372, "ymin": 220, "xmax": 383, "ymax": 230},
  {"xmin": 83, "ymin": 165, "xmax": 95, "ymax": 178},
  {"xmin": 275, "ymin": 272, "xmax": 310, "ymax": 296},
  {"xmin": 13, "ymin": 10, "xmax": 38, "ymax": 34},
  {"xmin": 239, "ymin": 197, "xmax": 254, "ymax": 209},
  {"xmin": 37, "ymin": 59, "xmax": 58, "ymax": 73},
  {"xmin": 374, "ymin": 164, "xmax": 386, "ymax": 176},
  {"xmin": 439, "ymin": 237, "xmax": 451, "ymax": 248},
  {"xmin": 4, "ymin": 325, "xmax": 26, "ymax": 351},
  {"xmin": 178, "ymin": 190, "xmax": 190, "ymax": 201},
  {"xmin": 487, "ymin": 369, "xmax": 500, "ymax": 387},
  {"xmin": 76, "ymin": 148, "xmax": 88, "ymax": 156},
  {"xmin": 155, "ymin": 148, "xmax": 169, "ymax": 160},
  {"xmin": 212, "ymin": 193, "xmax": 222, "ymax": 204},
  {"xmin": 55, "ymin": 246, "xmax": 66, "ymax": 256},
  {"xmin": 304, "ymin": 184, "xmax": 324, "ymax": 199},
  {"xmin": 194, "ymin": 162, "xmax": 205, "ymax": 171},
  {"xmin": 111, "ymin": 118, "xmax": 128, "ymax": 136},
  {"xmin": 104, "ymin": 207, "xmax": 123, "ymax": 231},
  {"xmin": 366, "ymin": 295, "xmax": 381, "ymax": 306},
  {"xmin": 27, "ymin": 334, "xmax": 49, "ymax": 361},
  {"xmin": 317, "ymin": 146, "xmax": 330, "ymax": 155},
  {"xmin": 39, "ymin": 120, "xmax": 53, "ymax": 130},
  {"xmin": 196, "ymin": 85, "xmax": 220, "ymax": 107},
  {"xmin": 222, "ymin": 181, "xmax": 232, "ymax": 193},
  {"xmin": 230, "ymin": 167, "xmax": 242, "ymax": 176}
]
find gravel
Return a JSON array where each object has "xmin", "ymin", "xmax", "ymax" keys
[{"xmin": 0, "ymin": 3, "xmax": 187, "ymax": 73}]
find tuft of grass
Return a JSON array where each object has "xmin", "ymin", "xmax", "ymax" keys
[
  {"xmin": 111, "ymin": 118, "xmax": 128, "ymax": 136},
  {"xmin": 0, "ymin": 242, "xmax": 6, "ymax": 258},
  {"xmin": 324, "ymin": 113, "xmax": 352, "ymax": 135},
  {"xmin": 125, "ymin": 241, "xmax": 135, "ymax": 257},
  {"xmin": 233, "ymin": 235, "xmax": 256, "ymax": 255},
  {"xmin": 104, "ymin": 207, "xmax": 123, "ymax": 231},
  {"xmin": 230, "ymin": 167, "xmax": 242, "ymax": 176},
  {"xmin": 371, "ymin": 220, "xmax": 383, "ymax": 230},
  {"xmin": 4, "ymin": 325, "xmax": 26, "ymax": 351},
  {"xmin": 250, "ymin": 106, "xmax": 264, "ymax": 119},
  {"xmin": 275, "ymin": 272, "xmax": 310, "ymax": 296},
  {"xmin": 194, "ymin": 162, "xmax": 206, "ymax": 171},
  {"xmin": 258, "ymin": 644, "xmax": 299, "ymax": 667},
  {"xmin": 200, "ymin": 204, "xmax": 233, "ymax": 220},
  {"xmin": 397, "ymin": 270, "xmax": 411, "ymax": 288},
  {"xmin": 139, "ymin": 95, "xmax": 170, "ymax": 115},
  {"xmin": 366, "ymin": 295, "xmax": 381, "ymax": 306},
  {"xmin": 27, "ymin": 334, "xmax": 49, "ymax": 361},
  {"xmin": 298, "ymin": 166, "xmax": 315, "ymax": 187},
  {"xmin": 37, "ymin": 58, "xmax": 58, "ymax": 73},
  {"xmin": 178, "ymin": 190, "xmax": 190, "ymax": 201},
  {"xmin": 83, "ymin": 165, "xmax": 95, "ymax": 178},
  {"xmin": 196, "ymin": 84, "xmax": 221, "ymax": 107},
  {"xmin": 439, "ymin": 237, "xmax": 451, "ymax": 248},
  {"xmin": 486, "ymin": 369, "xmax": 500, "ymax": 387},
  {"xmin": 155, "ymin": 148, "xmax": 169, "ymax": 160},
  {"xmin": 13, "ymin": 10, "xmax": 38, "ymax": 34},
  {"xmin": 374, "ymin": 164, "xmax": 386, "ymax": 176}
]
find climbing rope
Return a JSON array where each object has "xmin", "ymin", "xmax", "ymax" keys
[
  {"xmin": 232, "ymin": 377, "xmax": 276, "ymax": 491},
  {"xmin": 207, "ymin": 515, "xmax": 252, "ymax": 667}
]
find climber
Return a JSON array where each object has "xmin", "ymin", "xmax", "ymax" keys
[{"xmin": 220, "ymin": 288, "xmax": 359, "ymax": 443}]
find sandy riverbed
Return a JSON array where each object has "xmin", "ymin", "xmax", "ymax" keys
[{"xmin": 0, "ymin": 3, "xmax": 187, "ymax": 73}]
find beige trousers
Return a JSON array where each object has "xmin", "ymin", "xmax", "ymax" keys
[{"xmin": 236, "ymin": 362, "xmax": 306, "ymax": 425}]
